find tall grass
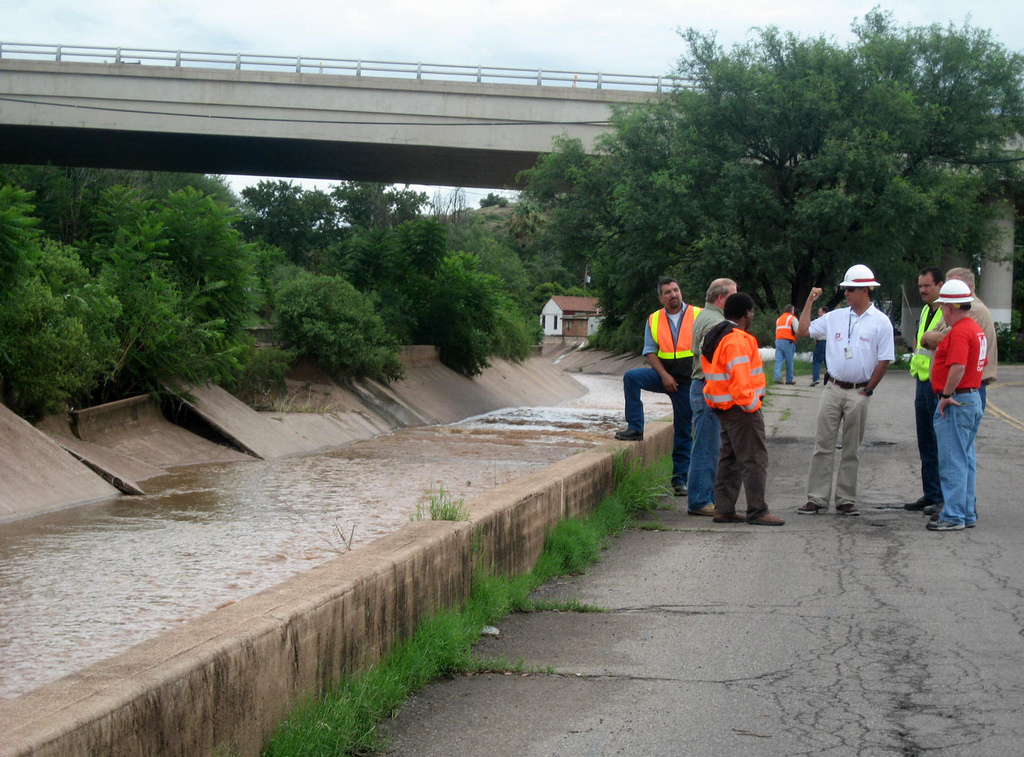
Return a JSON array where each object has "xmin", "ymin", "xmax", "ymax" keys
[
  {"xmin": 411, "ymin": 484, "xmax": 470, "ymax": 522},
  {"xmin": 260, "ymin": 452, "xmax": 670, "ymax": 757}
]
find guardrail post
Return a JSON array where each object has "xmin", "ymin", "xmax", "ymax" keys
[
  {"xmin": 115, "ymin": 47, "xmax": 121, "ymax": 64},
  {"xmin": 597, "ymin": 72, "xmax": 602, "ymax": 90},
  {"xmin": 416, "ymin": 62, "xmax": 422, "ymax": 80},
  {"xmin": 56, "ymin": 45, "xmax": 62, "ymax": 62},
  {"xmin": 295, "ymin": 57, "xmax": 301, "ymax": 73},
  {"xmin": 537, "ymin": 70, "xmax": 542, "ymax": 85},
  {"xmin": 175, "ymin": 50, "xmax": 182, "ymax": 67},
  {"xmin": 235, "ymin": 53, "xmax": 241, "ymax": 71},
  {"xmin": 476, "ymin": 66, "xmax": 482, "ymax": 83},
  {"xmin": 656, "ymin": 76, "xmax": 662, "ymax": 94},
  {"xmin": 357, "ymin": 59, "xmax": 362, "ymax": 77}
]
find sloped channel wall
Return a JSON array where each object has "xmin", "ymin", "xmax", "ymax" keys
[{"xmin": 0, "ymin": 424, "xmax": 672, "ymax": 757}]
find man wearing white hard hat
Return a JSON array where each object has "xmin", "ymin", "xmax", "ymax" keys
[
  {"xmin": 926, "ymin": 279, "xmax": 987, "ymax": 531},
  {"xmin": 795, "ymin": 264, "xmax": 895, "ymax": 516}
]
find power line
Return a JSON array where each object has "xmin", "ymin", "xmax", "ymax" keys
[{"xmin": 0, "ymin": 95, "xmax": 612, "ymax": 128}]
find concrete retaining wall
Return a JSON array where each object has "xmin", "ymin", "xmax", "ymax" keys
[{"xmin": 0, "ymin": 424, "xmax": 672, "ymax": 757}]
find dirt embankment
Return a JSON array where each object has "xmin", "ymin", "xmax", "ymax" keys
[{"xmin": 0, "ymin": 348, "xmax": 591, "ymax": 524}]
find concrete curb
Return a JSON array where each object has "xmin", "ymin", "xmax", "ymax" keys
[{"xmin": 0, "ymin": 423, "xmax": 673, "ymax": 757}]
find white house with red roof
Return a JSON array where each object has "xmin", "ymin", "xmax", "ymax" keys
[{"xmin": 540, "ymin": 296, "xmax": 603, "ymax": 338}]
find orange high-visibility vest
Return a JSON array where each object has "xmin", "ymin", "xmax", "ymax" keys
[
  {"xmin": 775, "ymin": 313, "xmax": 797, "ymax": 341},
  {"xmin": 702, "ymin": 328, "xmax": 766, "ymax": 412},
  {"xmin": 649, "ymin": 305, "xmax": 700, "ymax": 359}
]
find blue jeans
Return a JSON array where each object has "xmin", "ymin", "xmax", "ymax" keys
[
  {"xmin": 914, "ymin": 378, "xmax": 942, "ymax": 504},
  {"xmin": 933, "ymin": 393, "xmax": 982, "ymax": 526},
  {"xmin": 774, "ymin": 339, "xmax": 795, "ymax": 383},
  {"xmin": 687, "ymin": 380, "xmax": 719, "ymax": 509},
  {"xmin": 812, "ymin": 341, "xmax": 826, "ymax": 382},
  {"xmin": 622, "ymin": 366, "xmax": 692, "ymax": 485}
]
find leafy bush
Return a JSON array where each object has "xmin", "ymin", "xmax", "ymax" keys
[
  {"xmin": 275, "ymin": 273, "xmax": 404, "ymax": 382},
  {"xmin": 0, "ymin": 240, "xmax": 119, "ymax": 419},
  {"xmin": 226, "ymin": 345, "xmax": 295, "ymax": 409},
  {"xmin": 995, "ymin": 324, "xmax": 1024, "ymax": 364}
]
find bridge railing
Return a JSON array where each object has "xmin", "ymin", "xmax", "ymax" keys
[{"xmin": 0, "ymin": 42, "xmax": 691, "ymax": 93}]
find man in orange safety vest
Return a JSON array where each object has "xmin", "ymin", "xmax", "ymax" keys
[{"xmin": 701, "ymin": 293, "xmax": 785, "ymax": 526}]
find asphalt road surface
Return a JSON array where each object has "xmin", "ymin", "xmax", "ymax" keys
[{"xmin": 383, "ymin": 367, "xmax": 1024, "ymax": 757}]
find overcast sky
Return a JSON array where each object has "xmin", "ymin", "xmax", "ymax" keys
[{"xmin": 6, "ymin": 0, "xmax": 1023, "ymax": 201}]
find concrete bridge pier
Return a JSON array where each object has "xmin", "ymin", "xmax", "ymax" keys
[{"xmin": 981, "ymin": 197, "xmax": 1016, "ymax": 326}]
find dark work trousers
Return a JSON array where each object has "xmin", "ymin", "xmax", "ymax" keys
[
  {"xmin": 914, "ymin": 377, "xmax": 942, "ymax": 504},
  {"xmin": 713, "ymin": 406, "xmax": 769, "ymax": 522}
]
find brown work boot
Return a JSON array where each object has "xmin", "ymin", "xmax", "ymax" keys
[
  {"xmin": 712, "ymin": 513, "xmax": 745, "ymax": 523},
  {"xmin": 749, "ymin": 513, "xmax": 786, "ymax": 526}
]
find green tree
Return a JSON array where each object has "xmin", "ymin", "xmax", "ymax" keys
[
  {"xmin": 0, "ymin": 165, "xmax": 234, "ymax": 244},
  {"xmin": 522, "ymin": 11, "xmax": 1024, "ymax": 348},
  {"xmin": 0, "ymin": 188, "xmax": 119, "ymax": 418},
  {"xmin": 331, "ymin": 182, "xmax": 427, "ymax": 229},
  {"xmin": 415, "ymin": 252, "xmax": 500, "ymax": 377},
  {"xmin": 88, "ymin": 186, "xmax": 247, "ymax": 399},
  {"xmin": 238, "ymin": 180, "xmax": 339, "ymax": 266},
  {"xmin": 478, "ymin": 192, "xmax": 509, "ymax": 208},
  {"xmin": 0, "ymin": 185, "xmax": 37, "ymax": 290},
  {"xmin": 159, "ymin": 187, "xmax": 256, "ymax": 338}
]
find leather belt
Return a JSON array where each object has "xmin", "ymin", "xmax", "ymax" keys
[
  {"xmin": 937, "ymin": 387, "xmax": 978, "ymax": 396},
  {"xmin": 826, "ymin": 376, "xmax": 868, "ymax": 390}
]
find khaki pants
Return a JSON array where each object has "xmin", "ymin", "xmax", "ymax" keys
[{"xmin": 806, "ymin": 382, "xmax": 871, "ymax": 508}]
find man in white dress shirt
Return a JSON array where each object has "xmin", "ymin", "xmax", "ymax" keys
[{"xmin": 795, "ymin": 264, "xmax": 895, "ymax": 516}]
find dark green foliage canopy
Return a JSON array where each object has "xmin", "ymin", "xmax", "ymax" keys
[{"xmin": 522, "ymin": 11, "xmax": 1024, "ymax": 351}]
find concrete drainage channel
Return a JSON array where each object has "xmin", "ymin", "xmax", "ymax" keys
[{"xmin": 0, "ymin": 425, "xmax": 672, "ymax": 757}]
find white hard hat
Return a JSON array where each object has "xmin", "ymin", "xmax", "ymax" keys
[
  {"xmin": 839, "ymin": 264, "xmax": 881, "ymax": 288},
  {"xmin": 936, "ymin": 279, "xmax": 974, "ymax": 304}
]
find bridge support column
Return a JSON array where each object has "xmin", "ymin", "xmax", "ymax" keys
[{"xmin": 979, "ymin": 198, "xmax": 1015, "ymax": 326}]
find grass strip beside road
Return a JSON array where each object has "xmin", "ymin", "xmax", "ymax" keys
[{"xmin": 258, "ymin": 453, "xmax": 671, "ymax": 757}]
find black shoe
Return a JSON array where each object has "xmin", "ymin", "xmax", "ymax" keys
[
  {"xmin": 614, "ymin": 428, "xmax": 643, "ymax": 441},
  {"xmin": 673, "ymin": 481, "xmax": 688, "ymax": 497},
  {"xmin": 904, "ymin": 496, "xmax": 937, "ymax": 511}
]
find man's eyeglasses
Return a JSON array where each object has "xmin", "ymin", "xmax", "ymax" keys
[{"xmin": 842, "ymin": 286, "xmax": 865, "ymax": 293}]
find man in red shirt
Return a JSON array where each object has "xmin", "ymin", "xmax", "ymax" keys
[{"xmin": 928, "ymin": 280, "xmax": 987, "ymax": 531}]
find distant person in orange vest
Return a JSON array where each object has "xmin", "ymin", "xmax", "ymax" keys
[
  {"xmin": 701, "ymin": 292, "xmax": 784, "ymax": 526},
  {"xmin": 774, "ymin": 305, "xmax": 798, "ymax": 384},
  {"xmin": 615, "ymin": 277, "xmax": 701, "ymax": 498}
]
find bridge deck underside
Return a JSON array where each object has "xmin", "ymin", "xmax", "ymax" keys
[{"xmin": 0, "ymin": 124, "xmax": 536, "ymax": 187}]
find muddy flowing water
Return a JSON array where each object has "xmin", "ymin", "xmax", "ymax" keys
[{"xmin": 0, "ymin": 375, "xmax": 673, "ymax": 701}]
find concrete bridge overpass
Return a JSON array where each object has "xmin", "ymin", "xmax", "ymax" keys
[
  {"xmin": 0, "ymin": 43, "xmax": 1018, "ymax": 321},
  {"xmin": 0, "ymin": 44, "xmax": 673, "ymax": 188}
]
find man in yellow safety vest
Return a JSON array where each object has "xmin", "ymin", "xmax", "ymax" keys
[
  {"xmin": 614, "ymin": 277, "xmax": 701, "ymax": 499},
  {"xmin": 904, "ymin": 267, "xmax": 945, "ymax": 512}
]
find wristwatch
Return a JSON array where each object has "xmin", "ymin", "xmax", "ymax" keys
[{"xmin": 940, "ymin": 392, "xmax": 952, "ymax": 399}]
